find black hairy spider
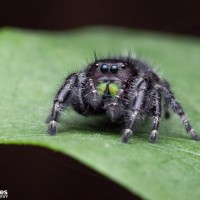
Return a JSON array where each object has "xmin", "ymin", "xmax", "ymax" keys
[{"xmin": 47, "ymin": 55, "xmax": 200, "ymax": 143}]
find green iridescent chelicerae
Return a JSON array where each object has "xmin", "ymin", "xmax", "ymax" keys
[{"xmin": 97, "ymin": 82, "xmax": 121, "ymax": 98}]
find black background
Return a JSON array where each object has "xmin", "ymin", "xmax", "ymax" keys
[
  {"xmin": 0, "ymin": 145, "xmax": 140, "ymax": 200},
  {"xmin": 1, "ymin": 0, "xmax": 200, "ymax": 36}
]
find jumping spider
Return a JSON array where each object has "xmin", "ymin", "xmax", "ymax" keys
[{"xmin": 47, "ymin": 55, "xmax": 199, "ymax": 143}]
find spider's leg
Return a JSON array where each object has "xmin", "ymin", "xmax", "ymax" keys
[
  {"xmin": 162, "ymin": 80, "xmax": 171, "ymax": 119},
  {"xmin": 77, "ymin": 73, "xmax": 87, "ymax": 111},
  {"xmin": 122, "ymin": 79, "xmax": 148, "ymax": 143},
  {"xmin": 161, "ymin": 85, "xmax": 200, "ymax": 140},
  {"xmin": 164, "ymin": 101, "xmax": 170, "ymax": 119},
  {"xmin": 47, "ymin": 73, "xmax": 77, "ymax": 135},
  {"xmin": 149, "ymin": 89, "xmax": 161, "ymax": 143},
  {"xmin": 88, "ymin": 78, "xmax": 99, "ymax": 108}
]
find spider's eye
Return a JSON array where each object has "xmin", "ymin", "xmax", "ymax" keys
[
  {"xmin": 110, "ymin": 65, "xmax": 119, "ymax": 74},
  {"xmin": 100, "ymin": 64, "xmax": 109, "ymax": 73},
  {"xmin": 121, "ymin": 64, "xmax": 125, "ymax": 69}
]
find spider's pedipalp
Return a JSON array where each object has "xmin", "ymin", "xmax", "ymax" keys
[
  {"xmin": 104, "ymin": 88, "xmax": 124, "ymax": 122},
  {"xmin": 86, "ymin": 78, "xmax": 100, "ymax": 109}
]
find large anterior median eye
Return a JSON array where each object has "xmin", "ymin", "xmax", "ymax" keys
[
  {"xmin": 110, "ymin": 65, "xmax": 119, "ymax": 74},
  {"xmin": 100, "ymin": 64, "xmax": 109, "ymax": 73}
]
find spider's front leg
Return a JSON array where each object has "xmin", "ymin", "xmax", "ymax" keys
[
  {"xmin": 47, "ymin": 73, "xmax": 77, "ymax": 135},
  {"xmin": 122, "ymin": 78, "xmax": 148, "ymax": 143}
]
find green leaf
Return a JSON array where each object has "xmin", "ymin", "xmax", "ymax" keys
[{"xmin": 1, "ymin": 27, "xmax": 200, "ymax": 200}]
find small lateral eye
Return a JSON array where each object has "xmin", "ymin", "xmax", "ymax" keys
[
  {"xmin": 110, "ymin": 65, "xmax": 119, "ymax": 74},
  {"xmin": 100, "ymin": 64, "xmax": 109, "ymax": 73},
  {"xmin": 121, "ymin": 64, "xmax": 125, "ymax": 69}
]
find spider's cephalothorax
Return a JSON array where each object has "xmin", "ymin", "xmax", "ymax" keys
[{"xmin": 47, "ymin": 55, "xmax": 200, "ymax": 143}]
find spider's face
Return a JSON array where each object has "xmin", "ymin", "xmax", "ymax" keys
[
  {"xmin": 89, "ymin": 61, "xmax": 131, "ymax": 82},
  {"xmin": 87, "ymin": 61, "xmax": 131, "ymax": 98}
]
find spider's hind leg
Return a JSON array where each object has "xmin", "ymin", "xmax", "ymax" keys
[
  {"xmin": 149, "ymin": 89, "xmax": 161, "ymax": 143},
  {"xmin": 161, "ymin": 84, "xmax": 200, "ymax": 140},
  {"xmin": 164, "ymin": 102, "xmax": 171, "ymax": 119},
  {"xmin": 162, "ymin": 79, "xmax": 171, "ymax": 119}
]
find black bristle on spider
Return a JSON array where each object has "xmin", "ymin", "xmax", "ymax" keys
[{"xmin": 46, "ymin": 55, "xmax": 200, "ymax": 143}]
